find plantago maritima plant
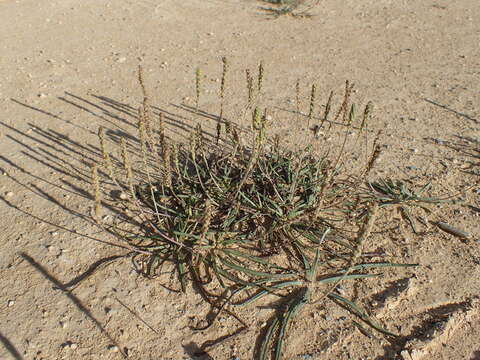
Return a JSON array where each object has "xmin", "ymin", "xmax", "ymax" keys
[{"xmin": 89, "ymin": 58, "xmax": 450, "ymax": 360}]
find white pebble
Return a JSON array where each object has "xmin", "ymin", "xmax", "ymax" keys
[
  {"xmin": 7, "ymin": 300, "xmax": 14, "ymax": 307},
  {"xmin": 108, "ymin": 345, "xmax": 119, "ymax": 352},
  {"xmin": 116, "ymin": 57, "xmax": 126, "ymax": 63},
  {"xmin": 5, "ymin": 191, "xmax": 13, "ymax": 197}
]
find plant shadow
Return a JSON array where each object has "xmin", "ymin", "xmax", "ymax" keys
[
  {"xmin": 19, "ymin": 252, "xmax": 128, "ymax": 358},
  {"xmin": 0, "ymin": 331, "xmax": 23, "ymax": 360}
]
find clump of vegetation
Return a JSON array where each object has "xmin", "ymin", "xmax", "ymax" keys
[
  {"xmin": 260, "ymin": 0, "xmax": 320, "ymax": 18},
  {"xmin": 90, "ymin": 59, "xmax": 446, "ymax": 359}
]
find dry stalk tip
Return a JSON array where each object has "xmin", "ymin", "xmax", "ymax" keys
[
  {"xmin": 308, "ymin": 83, "xmax": 316, "ymax": 126},
  {"xmin": 97, "ymin": 126, "xmax": 114, "ymax": 179},
  {"xmin": 121, "ymin": 137, "xmax": 135, "ymax": 199},
  {"xmin": 195, "ymin": 67, "xmax": 202, "ymax": 111},
  {"xmin": 91, "ymin": 163, "xmax": 102, "ymax": 222},
  {"xmin": 246, "ymin": 69, "xmax": 253, "ymax": 110},
  {"xmin": 257, "ymin": 61, "xmax": 264, "ymax": 94}
]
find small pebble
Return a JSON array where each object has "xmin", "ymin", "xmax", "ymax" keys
[
  {"xmin": 7, "ymin": 300, "xmax": 14, "ymax": 307},
  {"xmin": 104, "ymin": 306, "xmax": 116, "ymax": 315},
  {"xmin": 60, "ymin": 321, "xmax": 68, "ymax": 329},
  {"xmin": 108, "ymin": 345, "xmax": 119, "ymax": 352},
  {"xmin": 406, "ymin": 166, "xmax": 419, "ymax": 171},
  {"xmin": 116, "ymin": 57, "xmax": 126, "ymax": 63},
  {"xmin": 38, "ymin": 93, "xmax": 47, "ymax": 98},
  {"xmin": 313, "ymin": 126, "xmax": 324, "ymax": 139},
  {"xmin": 301, "ymin": 355, "xmax": 313, "ymax": 360},
  {"xmin": 62, "ymin": 342, "xmax": 77, "ymax": 350},
  {"xmin": 5, "ymin": 191, "xmax": 14, "ymax": 197}
]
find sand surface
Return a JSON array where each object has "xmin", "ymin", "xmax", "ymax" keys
[{"xmin": 0, "ymin": 0, "xmax": 479, "ymax": 359}]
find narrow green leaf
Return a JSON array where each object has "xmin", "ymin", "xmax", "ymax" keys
[
  {"xmin": 341, "ymin": 263, "xmax": 418, "ymax": 272},
  {"xmin": 234, "ymin": 281, "xmax": 302, "ymax": 306},
  {"xmin": 219, "ymin": 257, "xmax": 295, "ymax": 280},
  {"xmin": 328, "ymin": 293, "xmax": 397, "ymax": 336},
  {"xmin": 259, "ymin": 317, "xmax": 280, "ymax": 360},
  {"xmin": 318, "ymin": 273, "xmax": 379, "ymax": 283}
]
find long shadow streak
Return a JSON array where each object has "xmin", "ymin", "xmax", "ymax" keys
[
  {"xmin": 0, "ymin": 195, "xmax": 131, "ymax": 251},
  {"xmin": 57, "ymin": 255, "xmax": 127, "ymax": 291},
  {"xmin": 10, "ymin": 99, "xmax": 94, "ymax": 133},
  {"xmin": 424, "ymin": 98, "xmax": 479, "ymax": 124},
  {"xmin": 0, "ymin": 332, "xmax": 23, "ymax": 360},
  {"xmin": 59, "ymin": 93, "xmax": 132, "ymax": 133},
  {"xmin": 19, "ymin": 253, "xmax": 128, "ymax": 358},
  {"xmin": 0, "ymin": 155, "xmax": 87, "ymax": 199}
]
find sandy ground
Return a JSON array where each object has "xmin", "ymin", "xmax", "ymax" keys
[{"xmin": 0, "ymin": 0, "xmax": 479, "ymax": 359}]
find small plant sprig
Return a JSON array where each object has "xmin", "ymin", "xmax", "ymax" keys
[
  {"xmin": 195, "ymin": 67, "xmax": 202, "ymax": 113},
  {"xmin": 217, "ymin": 56, "xmax": 229, "ymax": 143},
  {"xmin": 219, "ymin": 56, "xmax": 228, "ymax": 120},
  {"xmin": 91, "ymin": 163, "xmax": 102, "ymax": 222},
  {"xmin": 307, "ymin": 83, "xmax": 316, "ymax": 127},
  {"xmin": 246, "ymin": 68, "xmax": 254, "ymax": 110},
  {"xmin": 257, "ymin": 61, "xmax": 265, "ymax": 94},
  {"xmin": 295, "ymin": 79, "xmax": 301, "ymax": 121},
  {"xmin": 260, "ymin": 0, "xmax": 321, "ymax": 18}
]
